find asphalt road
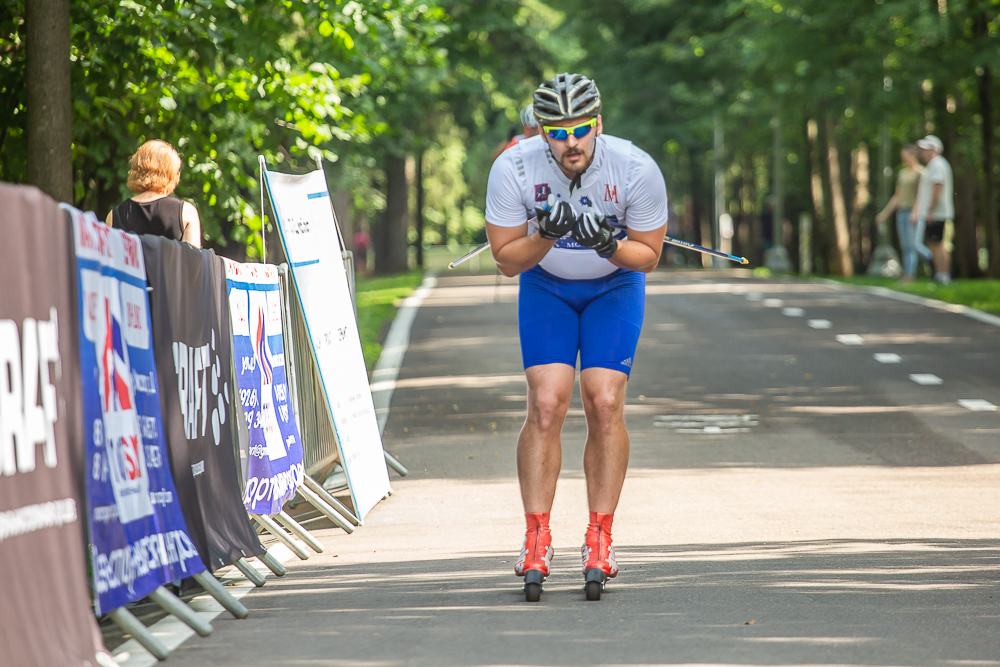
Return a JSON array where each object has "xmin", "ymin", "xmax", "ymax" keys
[{"xmin": 166, "ymin": 269, "xmax": 1000, "ymax": 667}]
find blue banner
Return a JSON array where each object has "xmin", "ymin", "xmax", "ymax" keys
[
  {"xmin": 224, "ymin": 259, "xmax": 304, "ymax": 515},
  {"xmin": 70, "ymin": 209, "xmax": 204, "ymax": 615}
]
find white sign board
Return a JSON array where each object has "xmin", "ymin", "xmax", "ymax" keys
[{"xmin": 263, "ymin": 167, "xmax": 391, "ymax": 520}]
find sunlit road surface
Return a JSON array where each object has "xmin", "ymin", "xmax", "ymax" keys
[{"xmin": 168, "ymin": 270, "xmax": 1000, "ymax": 667}]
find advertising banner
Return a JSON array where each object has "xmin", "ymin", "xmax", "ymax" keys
[
  {"xmin": 224, "ymin": 259, "xmax": 304, "ymax": 515},
  {"xmin": 142, "ymin": 236, "xmax": 264, "ymax": 571},
  {"xmin": 0, "ymin": 187, "xmax": 105, "ymax": 666},
  {"xmin": 71, "ymin": 208, "xmax": 204, "ymax": 616},
  {"xmin": 263, "ymin": 166, "xmax": 391, "ymax": 520}
]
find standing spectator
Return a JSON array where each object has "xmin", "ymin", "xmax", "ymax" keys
[
  {"xmin": 876, "ymin": 145, "xmax": 929, "ymax": 282},
  {"xmin": 106, "ymin": 140, "xmax": 201, "ymax": 247},
  {"xmin": 353, "ymin": 229, "xmax": 370, "ymax": 274},
  {"xmin": 911, "ymin": 135, "xmax": 954, "ymax": 284}
]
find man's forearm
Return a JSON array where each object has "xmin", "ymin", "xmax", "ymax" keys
[
  {"xmin": 609, "ymin": 239, "xmax": 661, "ymax": 273},
  {"xmin": 492, "ymin": 233, "xmax": 557, "ymax": 276}
]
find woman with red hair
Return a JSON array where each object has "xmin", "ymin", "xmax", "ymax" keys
[{"xmin": 105, "ymin": 139, "xmax": 202, "ymax": 247}]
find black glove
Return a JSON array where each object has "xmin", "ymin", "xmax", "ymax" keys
[
  {"xmin": 572, "ymin": 209, "xmax": 618, "ymax": 258},
  {"xmin": 534, "ymin": 197, "xmax": 576, "ymax": 240}
]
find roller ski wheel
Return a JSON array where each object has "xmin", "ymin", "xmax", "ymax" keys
[
  {"xmin": 523, "ymin": 569, "xmax": 545, "ymax": 602},
  {"xmin": 584, "ymin": 568, "xmax": 606, "ymax": 601},
  {"xmin": 515, "ymin": 513, "xmax": 553, "ymax": 603},
  {"xmin": 581, "ymin": 512, "xmax": 618, "ymax": 601}
]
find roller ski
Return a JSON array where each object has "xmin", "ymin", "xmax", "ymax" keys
[
  {"xmin": 581, "ymin": 512, "xmax": 617, "ymax": 601},
  {"xmin": 515, "ymin": 512, "xmax": 553, "ymax": 602}
]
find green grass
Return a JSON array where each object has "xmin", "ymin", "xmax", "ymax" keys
[
  {"xmin": 355, "ymin": 271, "xmax": 424, "ymax": 371},
  {"xmin": 827, "ymin": 276, "xmax": 1000, "ymax": 316}
]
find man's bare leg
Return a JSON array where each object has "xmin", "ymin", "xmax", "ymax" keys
[
  {"xmin": 580, "ymin": 367, "xmax": 630, "ymax": 513},
  {"xmin": 517, "ymin": 363, "xmax": 576, "ymax": 512}
]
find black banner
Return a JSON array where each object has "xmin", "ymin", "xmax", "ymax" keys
[
  {"xmin": 142, "ymin": 236, "xmax": 264, "ymax": 571},
  {"xmin": 0, "ymin": 184, "xmax": 105, "ymax": 665}
]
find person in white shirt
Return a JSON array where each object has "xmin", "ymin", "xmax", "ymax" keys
[
  {"xmin": 485, "ymin": 73, "xmax": 668, "ymax": 601},
  {"xmin": 911, "ymin": 135, "xmax": 954, "ymax": 284}
]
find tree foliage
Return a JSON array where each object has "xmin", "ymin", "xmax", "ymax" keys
[{"xmin": 554, "ymin": 0, "xmax": 1000, "ymax": 276}]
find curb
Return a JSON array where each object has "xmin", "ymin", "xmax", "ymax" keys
[{"xmin": 816, "ymin": 278, "xmax": 1000, "ymax": 329}]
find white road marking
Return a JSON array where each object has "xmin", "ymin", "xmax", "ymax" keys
[
  {"xmin": 113, "ymin": 544, "xmax": 297, "ymax": 666},
  {"xmin": 746, "ymin": 292, "xmax": 763, "ymax": 301},
  {"xmin": 836, "ymin": 334, "xmax": 865, "ymax": 345},
  {"xmin": 371, "ymin": 276, "xmax": 437, "ymax": 434},
  {"xmin": 873, "ymin": 353, "xmax": 902, "ymax": 363},
  {"xmin": 909, "ymin": 374, "xmax": 943, "ymax": 386},
  {"xmin": 782, "ymin": 307, "xmax": 805, "ymax": 317},
  {"xmin": 957, "ymin": 399, "xmax": 997, "ymax": 412},
  {"xmin": 655, "ymin": 414, "xmax": 759, "ymax": 434},
  {"xmin": 808, "ymin": 319, "xmax": 832, "ymax": 329},
  {"xmin": 763, "ymin": 298, "xmax": 784, "ymax": 308}
]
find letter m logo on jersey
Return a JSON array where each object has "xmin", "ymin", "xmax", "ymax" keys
[{"xmin": 604, "ymin": 184, "xmax": 619, "ymax": 204}]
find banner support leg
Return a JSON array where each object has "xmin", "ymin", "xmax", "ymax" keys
[
  {"xmin": 108, "ymin": 606, "xmax": 170, "ymax": 661},
  {"xmin": 384, "ymin": 450, "xmax": 408, "ymax": 476},
  {"xmin": 299, "ymin": 481, "xmax": 355, "ymax": 532},
  {"xmin": 276, "ymin": 511, "xmax": 325, "ymax": 553},
  {"xmin": 254, "ymin": 514, "xmax": 310, "ymax": 560},
  {"xmin": 147, "ymin": 586, "xmax": 213, "ymax": 637},
  {"xmin": 233, "ymin": 558, "xmax": 267, "ymax": 586},
  {"xmin": 257, "ymin": 550, "xmax": 287, "ymax": 576},
  {"xmin": 193, "ymin": 571, "xmax": 250, "ymax": 619},
  {"xmin": 303, "ymin": 474, "xmax": 360, "ymax": 525}
]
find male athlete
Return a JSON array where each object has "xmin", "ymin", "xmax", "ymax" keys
[{"xmin": 485, "ymin": 73, "xmax": 668, "ymax": 601}]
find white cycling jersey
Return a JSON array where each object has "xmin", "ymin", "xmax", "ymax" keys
[{"xmin": 485, "ymin": 133, "xmax": 668, "ymax": 280}]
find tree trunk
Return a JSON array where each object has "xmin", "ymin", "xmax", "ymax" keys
[
  {"xmin": 415, "ymin": 150, "xmax": 425, "ymax": 268},
  {"xmin": 688, "ymin": 147, "xmax": 704, "ymax": 247},
  {"xmin": 824, "ymin": 116, "xmax": 853, "ymax": 276},
  {"xmin": 980, "ymin": 66, "xmax": 1000, "ymax": 277},
  {"xmin": 375, "ymin": 153, "xmax": 409, "ymax": 274},
  {"xmin": 807, "ymin": 117, "xmax": 832, "ymax": 274},
  {"xmin": 850, "ymin": 144, "xmax": 871, "ymax": 268},
  {"xmin": 25, "ymin": 0, "xmax": 72, "ymax": 202}
]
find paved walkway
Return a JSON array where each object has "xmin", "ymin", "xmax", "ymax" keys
[{"xmin": 167, "ymin": 270, "xmax": 1000, "ymax": 667}]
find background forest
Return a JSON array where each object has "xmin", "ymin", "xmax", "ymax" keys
[{"xmin": 2, "ymin": 0, "xmax": 999, "ymax": 278}]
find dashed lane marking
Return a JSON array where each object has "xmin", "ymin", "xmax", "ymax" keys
[
  {"xmin": 655, "ymin": 414, "xmax": 759, "ymax": 434},
  {"xmin": 957, "ymin": 399, "xmax": 997, "ymax": 412},
  {"xmin": 782, "ymin": 307, "xmax": 804, "ymax": 317},
  {"xmin": 836, "ymin": 334, "xmax": 865, "ymax": 346},
  {"xmin": 909, "ymin": 374, "xmax": 943, "ymax": 386},
  {"xmin": 808, "ymin": 319, "xmax": 832, "ymax": 329},
  {"xmin": 873, "ymin": 353, "xmax": 902, "ymax": 363},
  {"xmin": 763, "ymin": 298, "xmax": 784, "ymax": 308},
  {"xmin": 746, "ymin": 292, "xmax": 763, "ymax": 302}
]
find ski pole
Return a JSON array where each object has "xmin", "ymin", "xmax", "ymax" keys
[
  {"xmin": 448, "ymin": 232, "xmax": 748, "ymax": 269},
  {"xmin": 663, "ymin": 236, "xmax": 748, "ymax": 265}
]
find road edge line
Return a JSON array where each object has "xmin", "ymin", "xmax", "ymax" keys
[{"xmin": 370, "ymin": 274, "xmax": 437, "ymax": 434}]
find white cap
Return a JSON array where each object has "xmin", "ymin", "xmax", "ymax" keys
[{"xmin": 917, "ymin": 135, "xmax": 944, "ymax": 153}]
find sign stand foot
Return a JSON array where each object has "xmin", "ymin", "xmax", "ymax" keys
[
  {"xmin": 108, "ymin": 607, "xmax": 170, "ymax": 661},
  {"xmin": 193, "ymin": 571, "xmax": 249, "ymax": 619},
  {"xmin": 147, "ymin": 586, "xmax": 213, "ymax": 637}
]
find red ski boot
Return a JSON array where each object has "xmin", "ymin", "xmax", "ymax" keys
[
  {"xmin": 581, "ymin": 511, "xmax": 618, "ymax": 600},
  {"xmin": 514, "ymin": 512, "xmax": 553, "ymax": 602}
]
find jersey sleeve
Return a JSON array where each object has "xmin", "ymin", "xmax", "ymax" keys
[
  {"xmin": 485, "ymin": 149, "xmax": 529, "ymax": 227},
  {"xmin": 624, "ymin": 149, "xmax": 668, "ymax": 231}
]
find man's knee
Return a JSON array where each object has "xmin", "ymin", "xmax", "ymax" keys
[
  {"xmin": 583, "ymin": 388, "xmax": 624, "ymax": 427},
  {"xmin": 527, "ymin": 390, "xmax": 570, "ymax": 432}
]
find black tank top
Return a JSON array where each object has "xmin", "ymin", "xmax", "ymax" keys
[{"xmin": 112, "ymin": 196, "xmax": 186, "ymax": 241}]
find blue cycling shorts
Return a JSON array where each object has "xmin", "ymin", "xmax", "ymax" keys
[{"xmin": 518, "ymin": 266, "xmax": 645, "ymax": 376}]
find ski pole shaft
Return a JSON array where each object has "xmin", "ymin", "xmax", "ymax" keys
[
  {"xmin": 663, "ymin": 236, "xmax": 748, "ymax": 265},
  {"xmin": 448, "ymin": 231, "xmax": 749, "ymax": 268},
  {"xmin": 448, "ymin": 242, "xmax": 492, "ymax": 269}
]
